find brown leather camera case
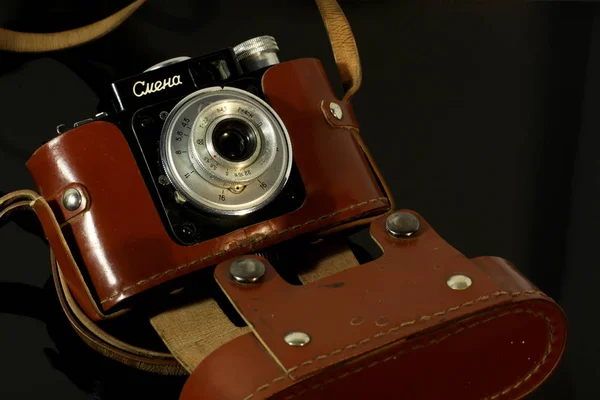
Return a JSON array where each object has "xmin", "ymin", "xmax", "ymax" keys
[{"xmin": 26, "ymin": 57, "xmax": 391, "ymax": 320}]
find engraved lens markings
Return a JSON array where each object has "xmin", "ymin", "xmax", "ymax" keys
[
  {"xmin": 191, "ymin": 100, "xmax": 272, "ymax": 185},
  {"xmin": 160, "ymin": 87, "xmax": 292, "ymax": 215}
]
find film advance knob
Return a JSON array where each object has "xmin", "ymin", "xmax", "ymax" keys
[{"xmin": 233, "ymin": 35, "xmax": 280, "ymax": 73}]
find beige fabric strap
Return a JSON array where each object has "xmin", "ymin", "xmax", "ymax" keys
[
  {"xmin": 0, "ymin": 0, "xmax": 362, "ymax": 101},
  {"xmin": 150, "ymin": 240, "xmax": 358, "ymax": 372},
  {"xmin": 296, "ymin": 239, "xmax": 359, "ymax": 284},
  {"xmin": 150, "ymin": 298, "xmax": 251, "ymax": 373}
]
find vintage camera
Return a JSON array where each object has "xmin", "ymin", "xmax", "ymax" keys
[
  {"xmin": 28, "ymin": 33, "xmax": 390, "ymax": 317},
  {"xmin": 96, "ymin": 36, "xmax": 305, "ymax": 245}
]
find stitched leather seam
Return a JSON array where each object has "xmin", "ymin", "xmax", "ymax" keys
[
  {"xmin": 281, "ymin": 308, "xmax": 553, "ymax": 400},
  {"xmin": 319, "ymin": 101, "xmax": 396, "ymax": 211},
  {"xmin": 100, "ymin": 197, "xmax": 388, "ymax": 304},
  {"xmin": 285, "ymin": 290, "xmax": 543, "ymax": 377},
  {"xmin": 240, "ymin": 290, "xmax": 545, "ymax": 400},
  {"xmin": 485, "ymin": 311, "xmax": 554, "ymax": 400}
]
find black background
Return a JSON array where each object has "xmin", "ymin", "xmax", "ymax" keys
[{"xmin": 0, "ymin": 0, "xmax": 597, "ymax": 398}]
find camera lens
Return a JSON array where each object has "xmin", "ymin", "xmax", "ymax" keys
[
  {"xmin": 212, "ymin": 119, "xmax": 257, "ymax": 162},
  {"xmin": 162, "ymin": 87, "xmax": 293, "ymax": 215}
]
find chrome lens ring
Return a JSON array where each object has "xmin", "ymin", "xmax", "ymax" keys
[
  {"xmin": 160, "ymin": 86, "xmax": 292, "ymax": 216},
  {"xmin": 205, "ymin": 115, "xmax": 262, "ymax": 168}
]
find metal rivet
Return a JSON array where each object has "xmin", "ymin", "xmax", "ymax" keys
[
  {"xmin": 386, "ymin": 211, "xmax": 420, "ymax": 237},
  {"xmin": 158, "ymin": 175, "xmax": 170, "ymax": 186},
  {"xmin": 159, "ymin": 111, "xmax": 169, "ymax": 120},
  {"xmin": 447, "ymin": 275, "xmax": 473, "ymax": 290},
  {"xmin": 229, "ymin": 258, "xmax": 266, "ymax": 283},
  {"xmin": 329, "ymin": 102, "xmax": 343, "ymax": 120},
  {"xmin": 62, "ymin": 188, "xmax": 82, "ymax": 211},
  {"xmin": 284, "ymin": 331, "xmax": 311, "ymax": 347}
]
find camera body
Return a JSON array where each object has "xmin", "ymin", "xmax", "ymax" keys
[
  {"xmin": 27, "ymin": 36, "xmax": 391, "ymax": 319},
  {"xmin": 107, "ymin": 37, "xmax": 305, "ymax": 246}
]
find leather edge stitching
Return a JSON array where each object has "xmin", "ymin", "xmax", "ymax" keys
[
  {"xmin": 319, "ymin": 100, "xmax": 396, "ymax": 211},
  {"xmin": 281, "ymin": 307, "xmax": 555, "ymax": 400},
  {"xmin": 240, "ymin": 290, "xmax": 548, "ymax": 400},
  {"xmin": 100, "ymin": 197, "xmax": 389, "ymax": 304}
]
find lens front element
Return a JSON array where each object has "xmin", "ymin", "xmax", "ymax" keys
[{"xmin": 212, "ymin": 119, "xmax": 257, "ymax": 163}]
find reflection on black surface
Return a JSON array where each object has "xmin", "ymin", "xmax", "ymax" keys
[{"xmin": 1, "ymin": 278, "xmax": 186, "ymax": 400}]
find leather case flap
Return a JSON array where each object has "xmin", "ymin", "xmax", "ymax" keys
[{"xmin": 181, "ymin": 211, "xmax": 567, "ymax": 399}]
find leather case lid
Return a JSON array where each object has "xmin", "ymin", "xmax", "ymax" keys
[{"xmin": 180, "ymin": 211, "xmax": 567, "ymax": 400}]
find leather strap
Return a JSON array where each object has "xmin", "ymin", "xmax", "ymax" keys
[
  {"xmin": 52, "ymin": 253, "xmax": 185, "ymax": 375},
  {"xmin": 0, "ymin": 190, "xmax": 184, "ymax": 373},
  {"xmin": 0, "ymin": 190, "xmax": 106, "ymax": 320},
  {"xmin": 315, "ymin": 0, "xmax": 362, "ymax": 102},
  {"xmin": 0, "ymin": 0, "xmax": 362, "ymax": 101},
  {"xmin": 0, "ymin": 0, "xmax": 146, "ymax": 52}
]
